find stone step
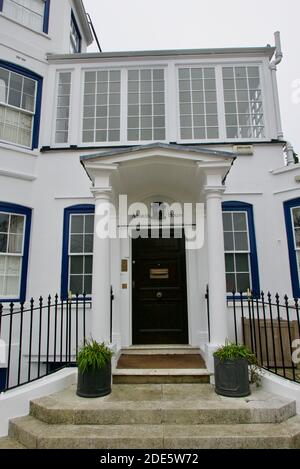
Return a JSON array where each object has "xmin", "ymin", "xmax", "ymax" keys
[
  {"xmin": 29, "ymin": 384, "xmax": 296, "ymax": 425},
  {"xmin": 0, "ymin": 437, "xmax": 25, "ymax": 449},
  {"xmin": 113, "ymin": 368, "xmax": 211, "ymax": 384},
  {"xmin": 9, "ymin": 415, "xmax": 300, "ymax": 449},
  {"xmin": 120, "ymin": 345, "xmax": 202, "ymax": 355}
]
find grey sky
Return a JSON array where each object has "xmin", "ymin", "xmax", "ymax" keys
[{"xmin": 84, "ymin": 0, "xmax": 300, "ymax": 154}]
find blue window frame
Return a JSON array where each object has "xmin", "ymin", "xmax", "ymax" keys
[
  {"xmin": 70, "ymin": 11, "xmax": 82, "ymax": 54},
  {"xmin": 61, "ymin": 205, "xmax": 95, "ymax": 300},
  {"xmin": 0, "ymin": 368, "xmax": 7, "ymax": 391},
  {"xmin": 0, "ymin": 0, "xmax": 51, "ymax": 34},
  {"xmin": 0, "ymin": 202, "xmax": 32, "ymax": 303},
  {"xmin": 222, "ymin": 201, "xmax": 260, "ymax": 296},
  {"xmin": 0, "ymin": 60, "xmax": 43, "ymax": 150},
  {"xmin": 284, "ymin": 197, "xmax": 300, "ymax": 298}
]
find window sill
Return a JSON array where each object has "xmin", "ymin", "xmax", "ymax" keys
[
  {"xmin": 0, "ymin": 141, "xmax": 39, "ymax": 158},
  {"xmin": 0, "ymin": 13, "xmax": 51, "ymax": 40}
]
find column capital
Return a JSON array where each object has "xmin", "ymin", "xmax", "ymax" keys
[
  {"xmin": 204, "ymin": 185, "xmax": 226, "ymax": 198},
  {"xmin": 90, "ymin": 186, "xmax": 112, "ymax": 200}
]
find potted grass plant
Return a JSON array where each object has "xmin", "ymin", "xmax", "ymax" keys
[
  {"xmin": 214, "ymin": 342, "xmax": 260, "ymax": 398},
  {"xmin": 76, "ymin": 339, "xmax": 113, "ymax": 398}
]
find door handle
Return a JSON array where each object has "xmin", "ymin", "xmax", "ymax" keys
[{"xmin": 156, "ymin": 292, "xmax": 163, "ymax": 299}]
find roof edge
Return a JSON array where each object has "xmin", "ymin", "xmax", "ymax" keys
[
  {"xmin": 73, "ymin": 0, "xmax": 93, "ymax": 46},
  {"xmin": 47, "ymin": 46, "xmax": 276, "ymax": 62},
  {"xmin": 80, "ymin": 143, "xmax": 236, "ymax": 162}
]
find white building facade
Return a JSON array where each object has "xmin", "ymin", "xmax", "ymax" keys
[{"xmin": 1, "ymin": 0, "xmax": 300, "ymax": 384}]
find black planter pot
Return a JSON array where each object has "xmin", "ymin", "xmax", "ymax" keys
[
  {"xmin": 76, "ymin": 360, "xmax": 112, "ymax": 398},
  {"xmin": 214, "ymin": 356, "xmax": 250, "ymax": 397}
]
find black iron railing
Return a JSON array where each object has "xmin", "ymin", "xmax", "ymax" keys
[
  {"xmin": 229, "ymin": 291, "xmax": 300, "ymax": 383},
  {"xmin": 0, "ymin": 294, "xmax": 90, "ymax": 392}
]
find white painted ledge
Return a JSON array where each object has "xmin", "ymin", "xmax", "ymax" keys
[
  {"xmin": 0, "ymin": 368, "xmax": 77, "ymax": 437},
  {"xmin": 261, "ymin": 370, "xmax": 300, "ymax": 414}
]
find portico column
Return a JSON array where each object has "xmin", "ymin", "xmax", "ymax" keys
[
  {"xmin": 90, "ymin": 188, "xmax": 112, "ymax": 343},
  {"xmin": 204, "ymin": 185, "xmax": 228, "ymax": 370}
]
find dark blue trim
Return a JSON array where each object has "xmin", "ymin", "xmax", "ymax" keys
[
  {"xmin": 222, "ymin": 201, "xmax": 260, "ymax": 297},
  {"xmin": 71, "ymin": 10, "xmax": 82, "ymax": 53},
  {"xmin": 61, "ymin": 204, "xmax": 95, "ymax": 300},
  {"xmin": 43, "ymin": 0, "xmax": 51, "ymax": 34},
  {"xmin": 0, "ymin": 202, "xmax": 32, "ymax": 303},
  {"xmin": 0, "ymin": 368, "xmax": 7, "ymax": 392},
  {"xmin": 0, "ymin": 60, "xmax": 43, "ymax": 150},
  {"xmin": 0, "ymin": 1, "xmax": 3, "ymax": 12},
  {"xmin": 284, "ymin": 197, "xmax": 300, "ymax": 298}
]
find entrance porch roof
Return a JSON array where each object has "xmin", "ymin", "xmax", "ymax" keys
[{"xmin": 80, "ymin": 143, "xmax": 236, "ymax": 203}]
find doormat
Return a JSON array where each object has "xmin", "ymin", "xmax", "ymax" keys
[{"xmin": 117, "ymin": 354, "xmax": 206, "ymax": 369}]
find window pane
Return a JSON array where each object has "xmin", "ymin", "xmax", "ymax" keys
[
  {"xmin": 293, "ymin": 208, "xmax": 300, "ymax": 228},
  {"xmin": 6, "ymin": 256, "xmax": 21, "ymax": 275},
  {"xmin": 70, "ymin": 235, "xmax": 83, "ymax": 253},
  {"xmin": 294, "ymin": 228, "xmax": 300, "ymax": 248},
  {"xmin": 70, "ymin": 275, "xmax": 83, "ymax": 295},
  {"xmin": 225, "ymin": 253, "xmax": 234, "ymax": 272},
  {"xmin": 223, "ymin": 212, "xmax": 232, "ymax": 231},
  {"xmin": 8, "ymin": 234, "xmax": 23, "ymax": 253},
  {"xmin": 127, "ymin": 69, "xmax": 165, "ymax": 141},
  {"xmin": 82, "ymin": 70, "xmax": 120, "ymax": 143},
  {"xmin": 85, "ymin": 215, "xmax": 94, "ymax": 234},
  {"xmin": 236, "ymin": 273, "xmax": 251, "ymax": 293},
  {"xmin": 4, "ymin": 276, "xmax": 20, "ymax": 296},
  {"xmin": 71, "ymin": 215, "xmax": 84, "ymax": 234},
  {"xmin": 0, "ymin": 214, "xmax": 9, "ymax": 233},
  {"xmin": 223, "ymin": 66, "xmax": 264, "ymax": 139},
  {"xmin": 84, "ymin": 235, "xmax": 93, "ymax": 253},
  {"xmin": 84, "ymin": 275, "xmax": 92, "ymax": 295},
  {"xmin": 233, "ymin": 212, "xmax": 247, "ymax": 231},
  {"xmin": 179, "ymin": 67, "xmax": 218, "ymax": 140},
  {"xmin": 226, "ymin": 273, "xmax": 236, "ymax": 293},
  {"xmin": 235, "ymin": 253, "xmax": 249, "ymax": 272},
  {"xmin": 224, "ymin": 232, "xmax": 234, "ymax": 251},
  {"xmin": 0, "ymin": 234, "xmax": 8, "ymax": 253},
  {"xmin": 234, "ymin": 232, "xmax": 249, "ymax": 251},
  {"xmin": 70, "ymin": 256, "xmax": 83, "ymax": 275},
  {"xmin": 85, "ymin": 255, "xmax": 93, "ymax": 274}
]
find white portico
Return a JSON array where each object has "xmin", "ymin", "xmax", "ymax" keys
[{"xmin": 80, "ymin": 143, "xmax": 235, "ymax": 368}]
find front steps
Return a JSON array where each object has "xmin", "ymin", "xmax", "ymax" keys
[
  {"xmin": 113, "ymin": 346, "xmax": 210, "ymax": 384},
  {"xmin": 113, "ymin": 368, "xmax": 211, "ymax": 384},
  {"xmin": 5, "ymin": 383, "xmax": 300, "ymax": 449}
]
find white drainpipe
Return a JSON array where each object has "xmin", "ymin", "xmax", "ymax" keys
[
  {"xmin": 285, "ymin": 141, "xmax": 296, "ymax": 165},
  {"xmin": 269, "ymin": 31, "xmax": 284, "ymax": 140}
]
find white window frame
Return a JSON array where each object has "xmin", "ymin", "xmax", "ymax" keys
[
  {"xmin": 0, "ymin": 212, "xmax": 25, "ymax": 300},
  {"xmin": 1, "ymin": 0, "xmax": 47, "ymax": 34},
  {"xmin": 223, "ymin": 210, "xmax": 252, "ymax": 294},
  {"xmin": 175, "ymin": 60, "xmax": 269, "ymax": 144},
  {"xmin": 0, "ymin": 66, "xmax": 37, "ymax": 149},
  {"xmin": 291, "ymin": 206, "xmax": 300, "ymax": 281},
  {"xmin": 54, "ymin": 71, "xmax": 72, "ymax": 145},
  {"xmin": 68, "ymin": 213, "xmax": 94, "ymax": 297},
  {"xmin": 79, "ymin": 66, "xmax": 169, "ymax": 147}
]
